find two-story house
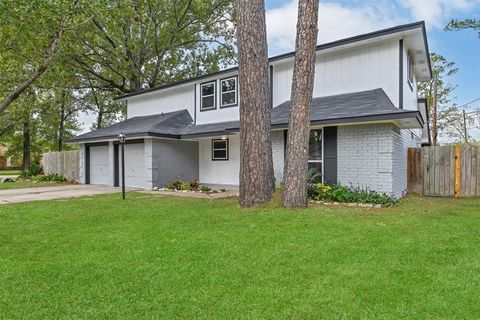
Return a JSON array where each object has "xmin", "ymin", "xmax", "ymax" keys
[{"xmin": 67, "ymin": 21, "xmax": 432, "ymax": 198}]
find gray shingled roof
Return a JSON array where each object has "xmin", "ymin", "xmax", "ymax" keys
[
  {"xmin": 66, "ymin": 109, "xmax": 192, "ymax": 143},
  {"xmin": 68, "ymin": 88, "xmax": 423, "ymax": 142},
  {"xmin": 180, "ymin": 88, "xmax": 423, "ymax": 138}
]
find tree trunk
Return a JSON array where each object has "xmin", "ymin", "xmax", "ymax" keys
[
  {"xmin": 58, "ymin": 90, "xmax": 65, "ymax": 151},
  {"xmin": 22, "ymin": 119, "xmax": 31, "ymax": 170},
  {"xmin": 236, "ymin": 0, "xmax": 273, "ymax": 207},
  {"xmin": 282, "ymin": 0, "xmax": 319, "ymax": 208}
]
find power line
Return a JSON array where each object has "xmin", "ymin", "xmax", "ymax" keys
[{"xmin": 458, "ymin": 97, "xmax": 480, "ymax": 109}]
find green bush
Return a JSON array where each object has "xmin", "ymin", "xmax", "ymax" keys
[
  {"xmin": 171, "ymin": 179, "xmax": 183, "ymax": 190},
  {"xmin": 189, "ymin": 179, "xmax": 199, "ymax": 190},
  {"xmin": 164, "ymin": 183, "xmax": 174, "ymax": 190},
  {"xmin": 33, "ymin": 174, "xmax": 67, "ymax": 183},
  {"xmin": 180, "ymin": 182, "xmax": 191, "ymax": 191},
  {"xmin": 308, "ymin": 182, "xmax": 397, "ymax": 206},
  {"xmin": 19, "ymin": 164, "xmax": 42, "ymax": 178},
  {"xmin": 200, "ymin": 185, "xmax": 212, "ymax": 192}
]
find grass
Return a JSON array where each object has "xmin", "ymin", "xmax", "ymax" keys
[
  {"xmin": 0, "ymin": 181, "xmax": 70, "ymax": 190},
  {"xmin": 0, "ymin": 192, "xmax": 479, "ymax": 319},
  {"xmin": 0, "ymin": 170, "xmax": 21, "ymax": 175}
]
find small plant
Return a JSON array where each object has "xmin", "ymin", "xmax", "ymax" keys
[
  {"xmin": 200, "ymin": 185, "xmax": 212, "ymax": 192},
  {"xmin": 164, "ymin": 183, "xmax": 174, "ymax": 190},
  {"xmin": 189, "ymin": 179, "xmax": 199, "ymax": 191},
  {"xmin": 171, "ymin": 179, "xmax": 183, "ymax": 190},
  {"xmin": 19, "ymin": 164, "xmax": 42, "ymax": 178},
  {"xmin": 312, "ymin": 183, "xmax": 332, "ymax": 201},
  {"xmin": 331, "ymin": 184, "xmax": 351, "ymax": 202},
  {"xmin": 33, "ymin": 174, "xmax": 67, "ymax": 183},
  {"xmin": 180, "ymin": 182, "xmax": 191, "ymax": 191},
  {"xmin": 2, "ymin": 177, "xmax": 15, "ymax": 183}
]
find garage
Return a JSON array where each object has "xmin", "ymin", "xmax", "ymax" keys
[
  {"xmin": 117, "ymin": 142, "xmax": 145, "ymax": 189},
  {"xmin": 88, "ymin": 145, "xmax": 110, "ymax": 185}
]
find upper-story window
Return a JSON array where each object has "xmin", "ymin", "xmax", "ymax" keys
[
  {"xmin": 220, "ymin": 76, "xmax": 238, "ymax": 108},
  {"xmin": 201, "ymin": 81, "xmax": 216, "ymax": 111},
  {"xmin": 407, "ymin": 54, "xmax": 414, "ymax": 89}
]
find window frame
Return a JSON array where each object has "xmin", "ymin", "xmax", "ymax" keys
[
  {"xmin": 307, "ymin": 129, "xmax": 324, "ymax": 183},
  {"xmin": 211, "ymin": 139, "xmax": 229, "ymax": 161},
  {"xmin": 220, "ymin": 76, "xmax": 238, "ymax": 108},
  {"xmin": 200, "ymin": 80, "xmax": 217, "ymax": 111},
  {"xmin": 407, "ymin": 54, "xmax": 414, "ymax": 90}
]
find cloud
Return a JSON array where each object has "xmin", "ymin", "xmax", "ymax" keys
[
  {"xmin": 266, "ymin": 0, "xmax": 403, "ymax": 54},
  {"xmin": 401, "ymin": 0, "xmax": 478, "ymax": 28},
  {"xmin": 265, "ymin": 0, "xmax": 480, "ymax": 55}
]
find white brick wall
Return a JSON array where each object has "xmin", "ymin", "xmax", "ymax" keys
[
  {"xmin": 272, "ymin": 130, "xmax": 285, "ymax": 185},
  {"xmin": 337, "ymin": 124, "xmax": 420, "ymax": 198}
]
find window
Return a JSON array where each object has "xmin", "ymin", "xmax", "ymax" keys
[
  {"xmin": 220, "ymin": 76, "xmax": 237, "ymax": 107},
  {"xmin": 308, "ymin": 129, "xmax": 323, "ymax": 183},
  {"xmin": 407, "ymin": 54, "xmax": 414, "ymax": 88},
  {"xmin": 200, "ymin": 81, "xmax": 216, "ymax": 111},
  {"xmin": 212, "ymin": 139, "xmax": 228, "ymax": 160}
]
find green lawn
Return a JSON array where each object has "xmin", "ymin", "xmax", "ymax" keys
[
  {"xmin": 0, "ymin": 181, "xmax": 70, "ymax": 190},
  {"xmin": 0, "ymin": 170, "xmax": 21, "ymax": 175},
  {"xmin": 0, "ymin": 193, "xmax": 479, "ymax": 319}
]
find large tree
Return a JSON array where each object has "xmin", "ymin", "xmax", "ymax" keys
[
  {"xmin": 282, "ymin": 0, "xmax": 319, "ymax": 208},
  {"xmin": 67, "ymin": 0, "xmax": 236, "ymax": 94},
  {"xmin": 236, "ymin": 0, "xmax": 273, "ymax": 207},
  {"xmin": 418, "ymin": 53, "xmax": 458, "ymax": 145},
  {"xmin": 0, "ymin": 0, "xmax": 84, "ymax": 113}
]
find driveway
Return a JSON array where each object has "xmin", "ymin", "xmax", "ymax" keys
[{"xmin": 0, "ymin": 184, "xmax": 139, "ymax": 204}]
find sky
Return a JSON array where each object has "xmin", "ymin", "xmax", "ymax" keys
[{"xmin": 79, "ymin": 0, "xmax": 480, "ymax": 132}]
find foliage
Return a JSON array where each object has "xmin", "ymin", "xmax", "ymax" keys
[
  {"xmin": 164, "ymin": 183, "xmax": 174, "ymax": 190},
  {"xmin": 417, "ymin": 53, "xmax": 459, "ymax": 144},
  {"xmin": 171, "ymin": 179, "xmax": 183, "ymax": 191},
  {"xmin": 445, "ymin": 18, "xmax": 480, "ymax": 38},
  {"xmin": 32, "ymin": 174, "xmax": 68, "ymax": 183},
  {"xmin": 180, "ymin": 182, "xmax": 191, "ymax": 191},
  {"xmin": 308, "ymin": 183, "xmax": 398, "ymax": 206},
  {"xmin": 189, "ymin": 179, "xmax": 200, "ymax": 191},
  {"xmin": 19, "ymin": 163, "xmax": 42, "ymax": 178},
  {"xmin": 200, "ymin": 185, "xmax": 212, "ymax": 192},
  {"xmin": 1, "ymin": 177, "xmax": 15, "ymax": 183}
]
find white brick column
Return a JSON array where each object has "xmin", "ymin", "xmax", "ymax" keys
[
  {"xmin": 79, "ymin": 144, "xmax": 86, "ymax": 184},
  {"xmin": 108, "ymin": 141, "xmax": 115, "ymax": 186},
  {"xmin": 144, "ymin": 138, "xmax": 154, "ymax": 189}
]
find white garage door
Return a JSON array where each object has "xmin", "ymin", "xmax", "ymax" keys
[
  {"xmin": 89, "ymin": 145, "xmax": 110, "ymax": 185},
  {"xmin": 120, "ymin": 143, "xmax": 145, "ymax": 188}
]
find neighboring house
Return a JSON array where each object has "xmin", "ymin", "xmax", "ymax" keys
[
  {"xmin": 67, "ymin": 21, "xmax": 432, "ymax": 198},
  {"xmin": 0, "ymin": 145, "xmax": 13, "ymax": 169}
]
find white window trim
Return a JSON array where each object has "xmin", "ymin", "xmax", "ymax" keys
[
  {"xmin": 220, "ymin": 76, "xmax": 238, "ymax": 108},
  {"xmin": 407, "ymin": 55, "xmax": 414, "ymax": 88},
  {"xmin": 200, "ymin": 81, "xmax": 216, "ymax": 111},
  {"xmin": 307, "ymin": 129, "xmax": 324, "ymax": 183},
  {"xmin": 212, "ymin": 139, "xmax": 229, "ymax": 161}
]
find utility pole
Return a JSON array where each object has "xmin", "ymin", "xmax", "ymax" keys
[{"xmin": 463, "ymin": 109, "xmax": 469, "ymax": 144}]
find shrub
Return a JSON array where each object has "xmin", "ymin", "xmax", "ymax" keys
[
  {"xmin": 164, "ymin": 183, "xmax": 174, "ymax": 190},
  {"xmin": 180, "ymin": 182, "xmax": 191, "ymax": 191},
  {"xmin": 308, "ymin": 182, "xmax": 398, "ymax": 206},
  {"xmin": 33, "ymin": 174, "xmax": 67, "ymax": 183},
  {"xmin": 2, "ymin": 177, "xmax": 15, "ymax": 183},
  {"xmin": 200, "ymin": 185, "xmax": 212, "ymax": 192},
  {"xmin": 171, "ymin": 179, "xmax": 183, "ymax": 190},
  {"xmin": 189, "ymin": 179, "xmax": 199, "ymax": 191},
  {"xmin": 331, "ymin": 184, "xmax": 351, "ymax": 202},
  {"xmin": 19, "ymin": 164, "xmax": 42, "ymax": 178},
  {"xmin": 311, "ymin": 183, "xmax": 332, "ymax": 201}
]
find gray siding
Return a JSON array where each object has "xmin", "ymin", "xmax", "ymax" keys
[
  {"xmin": 151, "ymin": 138, "xmax": 199, "ymax": 187},
  {"xmin": 337, "ymin": 124, "xmax": 420, "ymax": 198},
  {"xmin": 272, "ymin": 130, "xmax": 285, "ymax": 185}
]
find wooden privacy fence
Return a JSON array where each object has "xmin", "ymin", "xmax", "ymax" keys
[
  {"xmin": 43, "ymin": 150, "xmax": 80, "ymax": 182},
  {"xmin": 408, "ymin": 145, "xmax": 480, "ymax": 197}
]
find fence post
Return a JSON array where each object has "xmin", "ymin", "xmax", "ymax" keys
[{"xmin": 455, "ymin": 145, "xmax": 462, "ymax": 198}]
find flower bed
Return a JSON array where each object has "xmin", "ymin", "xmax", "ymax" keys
[
  {"xmin": 308, "ymin": 183, "xmax": 398, "ymax": 207},
  {"xmin": 152, "ymin": 179, "xmax": 226, "ymax": 194}
]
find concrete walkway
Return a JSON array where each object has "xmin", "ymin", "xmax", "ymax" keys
[
  {"xmin": 0, "ymin": 185, "xmax": 137, "ymax": 205},
  {"xmin": 139, "ymin": 189, "xmax": 238, "ymax": 199}
]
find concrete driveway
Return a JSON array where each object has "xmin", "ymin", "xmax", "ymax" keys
[{"xmin": 0, "ymin": 184, "xmax": 138, "ymax": 205}]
